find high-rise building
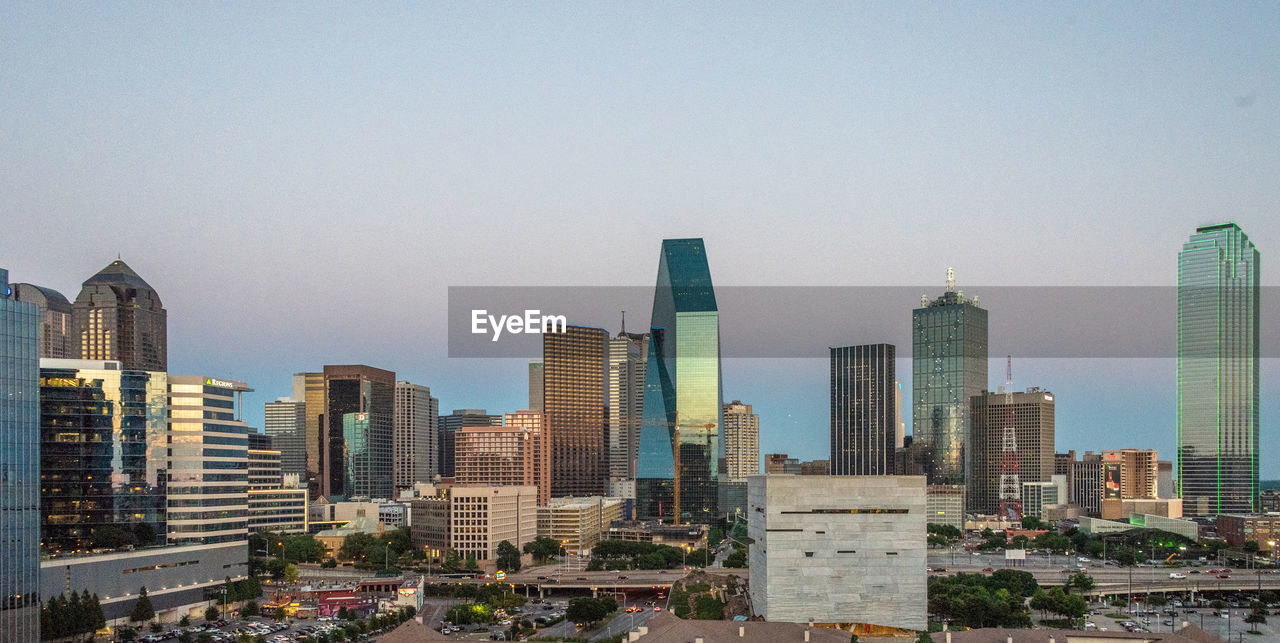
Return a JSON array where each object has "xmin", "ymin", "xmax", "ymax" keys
[
  {"xmin": 264, "ymin": 398, "xmax": 307, "ymax": 480},
  {"xmin": 411, "ymin": 484, "xmax": 538, "ymax": 561},
  {"xmin": 895, "ymin": 380, "xmax": 905, "ymax": 450},
  {"xmin": 830, "ymin": 344, "xmax": 896, "ymax": 475},
  {"xmin": 72, "ymin": 259, "xmax": 167, "ymax": 371},
  {"xmin": 1157, "ymin": 461, "xmax": 1175, "ymax": 499},
  {"xmin": 1, "ymin": 269, "xmax": 41, "ymax": 642},
  {"xmin": 394, "ymin": 381, "xmax": 439, "ymax": 490},
  {"xmin": 292, "ymin": 372, "xmax": 325, "ymax": 496},
  {"xmin": 167, "ymin": 375, "xmax": 252, "ymax": 546},
  {"xmin": 544, "ymin": 324, "xmax": 608, "ymax": 497},
  {"xmin": 800, "ymin": 459, "xmax": 830, "ymax": 475},
  {"xmin": 342, "ymin": 412, "xmax": 393, "ymax": 499},
  {"xmin": 455, "ymin": 411, "xmax": 551, "ymax": 506},
  {"xmin": 322, "ymin": 365, "xmax": 395, "ymax": 498},
  {"xmin": 1070, "ymin": 452, "xmax": 1105, "ymax": 516},
  {"xmin": 11, "ymin": 282, "xmax": 73, "ymax": 358},
  {"xmin": 1177, "ymin": 223, "xmax": 1260, "ymax": 516},
  {"xmin": 249, "ymin": 433, "xmax": 283, "ymax": 489},
  {"xmin": 722, "ymin": 401, "xmax": 759, "ymax": 481},
  {"xmin": 528, "ymin": 362, "xmax": 543, "ymax": 411},
  {"xmin": 39, "ymin": 359, "xmax": 168, "ymax": 553},
  {"xmin": 438, "ymin": 409, "xmax": 503, "ymax": 478},
  {"xmin": 637, "ymin": 238, "xmax": 723, "ymax": 524},
  {"xmin": 912, "ymin": 269, "xmax": 987, "ymax": 486},
  {"xmin": 764, "ymin": 453, "xmax": 801, "ymax": 475},
  {"xmin": 967, "ymin": 388, "xmax": 1055, "ymax": 515},
  {"xmin": 607, "ymin": 330, "xmax": 648, "ymax": 498},
  {"xmin": 1100, "ymin": 449, "xmax": 1159, "ymax": 499},
  {"xmin": 537, "ymin": 496, "xmax": 627, "ymax": 555}
]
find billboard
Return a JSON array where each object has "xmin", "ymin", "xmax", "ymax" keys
[{"xmin": 1104, "ymin": 463, "xmax": 1122, "ymax": 499}]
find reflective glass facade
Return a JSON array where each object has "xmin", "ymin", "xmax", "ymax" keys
[
  {"xmin": 167, "ymin": 376, "xmax": 250, "ymax": 545},
  {"xmin": 1177, "ymin": 223, "xmax": 1260, "ymax": 516},
  {"xmin": 39, "ymin": 361, "xmax": 167, "ymax": 555},
  {"xmin": 912, "ymin": 287, "xmax": 987, "ymax": 487},
  {"xmin": 830, "ymin": 344, "xmax": 896, "ymax": 475},
  {"xmin": 637, "ymin": 239, "xmax": 723, "ymax": 524},
  {"xmin": 1, "ymin": 268, "xmax": 41, "ymax": 642},
  {"xmin": 264, "ymin": 398, "xmax": 307, "ymax": 480},
  {"xmin": 322, "ymin": 365, "xmax": 394, "ymax": 498},
  {"xmin": 342, "ymin": 412, "xmax": 394, "ymax": 499}
]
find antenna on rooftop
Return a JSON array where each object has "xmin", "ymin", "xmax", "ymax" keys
[{"xmin": 946, "ymin": 267, "xmax": 955, "ymax": 292}]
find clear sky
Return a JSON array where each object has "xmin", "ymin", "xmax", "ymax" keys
[{"xmin": 3, "ymin": 4, "xmax": 1278, "ymax": 475}]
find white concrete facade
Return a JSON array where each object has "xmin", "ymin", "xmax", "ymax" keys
[{"xmin": 747, "ymin": 475, "xmax": 926, "ymax": 631}]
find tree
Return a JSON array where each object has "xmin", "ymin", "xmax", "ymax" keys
[
  {"xmin": 243, "ymin": 600, "xmax": 260, "ymax": 617},
  {"xmin": 724, "ymin": 548, "xmax": 747, "ymax": 568},
  {"xmin": 1066, "ymin": 572, "xmax": 1094, "ymax": 594},
  {"xmin": 1021, "ymin": 516, "xmax": 1047, "ymax": 531},
  {"xmin": 496, "ymin": 540, "xmax": 522, "ymax": 572},
  {"xmin": 1243, "ymin": 541, "xmax": 1260, "ymax": 553},
  {"xmin": 117, "ymin": 625, "xmax": 138, "ymax": 641},
  {"xmin": 284, "ymin": 563, "xmax": 300, "ymax": 583},
  {"xmin": 130, "ymin": 586, "xmax": 155, "ymax": 622},
  {"xmin": 338, "ymin": 606, "xmax": 351, "ymax": 621},
  {"xmin": 567, "ymin": 597, "xmax": 612, "ymax": 624},
  {"xmin": 464, "ymin": 555, "xmax": 479, "ymax": 572},
  {"xmin": 523, "ymin": 536, "xmax": 564, "ymax": 561},
  {"xmin": 916, "ymin": 632, "xmax": 933, "ymax": 643},
  {"xmin": 179, "ymin": 614, "xmax": 191, "ymax": 627},
  {"xmin": 205, "ymin": 605, "xmax": 221, "ymax": 621}
]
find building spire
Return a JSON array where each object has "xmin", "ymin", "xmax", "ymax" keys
[
  {"xmin": 621, "ymin": 310, "xmax": 626, "ymax": 334},
  {"xmin": 945, "ymin": 267, "xmax": 955, "ymax": 292}
]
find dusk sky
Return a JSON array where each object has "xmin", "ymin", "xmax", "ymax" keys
[{"xmin": 3, "ymin": 4, "xmax": 1278, "ymax": 475}]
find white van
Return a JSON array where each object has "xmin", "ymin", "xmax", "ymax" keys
[{"xmin": 1169, "ymin": 572, "xmax": 1187, "ymax": 579}]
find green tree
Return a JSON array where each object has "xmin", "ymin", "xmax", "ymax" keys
[
  {"xmin": 130, "ymin": 586, "xmax": 155, "ymax": 622},
  {"xmin": 179, "ymin": 614, "xmax": 191, "ymax": 627},
  {"xmin": 284, "ymin": 563, "xmax": 300, "ymax": 583},
  {"xmin": 1021, "ymin": 516, "xmax": 1047, "ymax": 530},
  {"xmin": 724, "ymin": 547, "xmax": 748, "ymax": 568},
  {"xmin": 243, "ymin": 600, "xmax": 260, "ymax": 617},
  {"xmin": 523, "ymin": 536, "xmax": 564, "ymax": 561},
  {"xmin": 1065, "ymin": 572, "xmax": 1094, "ymax": 594},
  {"xmin": 916, "ymin": 632, "xmax": 933, "ymax": 643},
  {"xmin": 1243, "ymin": 541, "xmax": 1260, "ymax": 553},
  {"xmin": 567, "ymin": 597, "xmax": 612, "ymax": 624},
  {"xmin": 340, "ymin": 532, "xmax": 377, "ymax": 562},
  {"xmin": 205, "ymin": 604, "xmax": 220, "ymax": 621},
  {"xmin": 496, "ymin": 540, "xmax": 522, "ymax": 572},
  {"xmin": 464, "ymin": 554, "xmax": 479, "ymax": 572}
]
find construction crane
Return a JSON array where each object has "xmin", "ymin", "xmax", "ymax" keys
[{"xmin": 997, "ymin": 356, "xmax": 1023, "ymax": 521}]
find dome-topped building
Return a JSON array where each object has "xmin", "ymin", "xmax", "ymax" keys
[{"xmin": 72, "ymin": 259, "xmax": 167, "ymax": 371}]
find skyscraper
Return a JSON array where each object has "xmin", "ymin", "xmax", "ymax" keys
[
  {"xmin": 636, "ymin": 238, "xmax": 723, "ymax": 524},
  {"xmin": 249, "ymin": 433, "xmax": 284, "ymax": 489},
  {"xmin": 39, "ymin": 359, "xmax": 168, "ymax": 553},
  {"xmin": 1177, "ymin": 223, "xmax": 1260, "ymax": 516},
  {"xmin": 1, "ymin": 268, "xmax": 41, "ymax": 642},
  {"xmin": 342, "ymin": 411, "xmax": 393, "ymax": 499},
  {"xmin": 394, "ymin": 380, "xmax": 439, "ymax": 490},
  {"xmin": 528, "ymin": 362, "xmax": 544, "ymax": 411},
  {"xmin": 912, "ymin": 269, "xmax": 988, "ymax": 486},
  {"xmin": 544, "ymin": 325, "xmax": 608, "ymax": 497},
  {"xmin": 167, "ymin": 375, "xmax": 252, "ymax": 545},
  {"xmin": 322, "ymin": 365, "xmax": 395, "ymax": 498},
  {"xmin": 830, "ymin": 344, "xmax": 897, "ymax": 475},
  {"xmin": 72, "ymin": 259, "xmax": 167, "ymax": 371},
  {"xmin": 607, "ymin": 329, "xmax": 648, "ymax": 498},
  {"xmin": 292, "ymin": 372, "xmax": 325, "ymax": 496},
  {"xmin": 455, "ymin": 411, "xmax": 551, "ymax": 506},
  {"xmin": 967, "ymin": 388, "xmax": 1055, "ymax": 515},
  {"xmin": 722, "ymin": 401, "xmax": 759, "ymax": 481},
  {"xmin": 438, "ymin": 409, "xmax": 503, "ymax": 478},
  {"xmin": 264, "ymin": 398, "xmax": 307, "ymax": 480},
  {"xmin": 11, "ymin": 282, "xmax": 73, "ymax": 358}
]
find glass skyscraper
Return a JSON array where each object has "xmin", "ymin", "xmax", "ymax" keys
[
  {"xmin": 636, "ymin": 239, "xmax": 723, "ymax": 524},
  {"xmin": 342, "ymin": 411, "xmax": 393, "ymax": 499},
  {"xmin": 1177, "ymin": 223, "xmax": 1260, "ymax": 516},
  {"xmin": 830, "ymin": 344, "xmax": 896, "ymax": 475},
  {"xmin": 1, "ymin": 268, "xmax": 41, "ymax": 642},
  {"xmin": 912, "ymin": 272, "xmax": 987, "ymax": 488}
]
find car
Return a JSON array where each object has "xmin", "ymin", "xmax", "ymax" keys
[
  {"xmin": 536, "ymin": 576, "xmax": 547, "ymax": 581},
  {"xmin": 576, "ymin": 577, "xmax": 587, "ymax": 580},
  {"xmin": 653, "ymin": 607, "xmax": 662, "ymax": 612},
  {"xmin": 1217, "ymin": 573, "xmax": 1231, "ymax": 579},
  {"xmin": 982, "ymin": 567, "xmax": 994, "ymax": 572},
  {"xmin": 618, "ymin": 575, "xmax": 628, "ymax": 579},
  {"xmin": 1170, "ymin": 573, "xmax": 1187, "ymax": 579}
]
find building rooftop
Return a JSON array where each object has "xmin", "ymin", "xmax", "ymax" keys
[
  {"xmin": 634, "ymin": 612, "xmax": 851, "ymax": 643},
  {"xmin": 82, "ymin": 259, "xmax": 157, "ymax": 291},
  {"xmin": 926, "ymin": 624, "xmax": 1220, "ymax": 643}
]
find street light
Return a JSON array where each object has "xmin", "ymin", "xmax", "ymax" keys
[{"xmin": 385, "ymin": 541, "xmax": 392, "ymax": 570}]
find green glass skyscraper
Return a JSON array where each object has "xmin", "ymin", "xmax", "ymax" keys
[
  {"xmin": 1177, "ymin": 223, "xmax": 1260, "ymax": 516},
  {"xmin": 636, "ymin": 239, "xmax": 723, "ymax": 524},
  {"xmin": 912, "ymin": 270, "xmax": 987, "ymax": 493}
]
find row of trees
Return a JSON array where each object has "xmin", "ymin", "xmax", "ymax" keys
[
  {"xmin": 249, "ymin": 530, "xmax": 328, "ymax": 564},
  {"xmin": 1028, "ymin": 587, "xmax": 1088, "ymax": 625},
  {"xmin": 566, "ymin": 596, "xmax": 618, "ymax": 624},
  {"xmin": 40, "ymin": 591, "xmax": 106, "ymax": 640},
  {"xmin": 337, "ymin": 527, "xmax": 414, "ymax": 569},
  {"xmin": 590, "ymin": 540, "xmax": 688, "ymax": 569},
  {"xmin": 304, "ymin": 606, "xmax": 417, "ymax": 643},
  {"xmin": 927, "ymin": 570, "xmax": 1039, "ymax": 629}
]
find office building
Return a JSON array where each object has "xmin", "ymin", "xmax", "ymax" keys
[
  {"xmin": 394, "ymin": 380, "xmax": 439, "ymax": 490},
  {"xmin": 342, "ymin": 412, "xmax": 393, "ymax": 499},
  {"xmin": 410, "ymin": 484, "xmax": 537, "ymax": 562},
  {"xmin": 1157, "ymin": 461, "xmax": 1174, "ymax": 499},
  {"xmin": 1021, "ymin": 475, "xmax": 1066, "ymax": 520},
  {"xmin": 1177, "ymin": 223, "xmax": 1260, "ymax": 515},
  {"xmin": 1070, "ymin": 452, "xmax": 1105, "ymax": 516},
  {"xmin": 39, "ymin": 359, "xmax": 168, "ymax": 554},
  {"xmin": 967, "ymin": 388, "xmax": 1055, "ymax": 515},
  {"xmin": 454, "ymin": 411, "xmax": 551, "ymax": 506},
  {"xmin": 72, "ymin": 259, "xmax": 167, "ymax": 371},
  {"xmin": 1099, "ymin": 497, "xmax": 1183, "ymax": 521},
  {"xmin": 11, "ymin": 282, "xmax": 73, "ymax": 358},
  {"xmin": 926, "ymin": 484, "xmax": 965, "ymax": 530},
  {"xmin": 249, "ymin": 433, "xmax": 284, "ymax": 489},
  {"xmin": 723, "ymin": 401, "xmax": 759, "ymax": 481},
  {"xmin": 764, "ymin": 453, "xmax": 801, "ymax": 475},
  {"xmin": 637, "ymin": 238, "xmax": 724, "ymax": 524},
  {"xmin": 1260, "ymin": 489, "xmax": 1280, "ymax": 513},
  {"xmin": 292, "ymin": 372, "xmax": 325, "ymax": 496},
  {"xmin": 537, "ymin": 496, "xmax": 626, "ymax": 556},
  {"xmin": 912, "ymin": 269, "xmax": 988, "ymax": 486},
  {"xmin": 895, "ymin": 436, "xmax": 928, "ymax": 476},
  {"xmin": 801, "ymin": 459, "xmax": 830, "ymax": 475},
  {"xmin": 544, "ymin": 324, "xmax": 609, "ymax": 497},
  {"xmin": 167, "ymin": 375, "xmax": 252, "ymax": 546},
  {"xmin": 323, "ymin": 365, "xmax": 395, "ymax": 498},
  {"xmin": 438, "ymin": 409, "xmax": 502, "ymax": 478},
  {"xmin": 264, "ymin": 398, "xmax": 307, "ymax": 480},
  {"xmin": 747, "ymin": 475, "xmax": 926, "ymax": 632},
  {"xmin": 528, "ymin": 362, "xmax": 543, "ymax": 411},
  {"xmin": 1, "ymin": 269, "xmax": 41, "ymax": 642},
  {"xmin": 1100, "ymin": 449, "xmax": 1159, "ymax": 499},
  {"xmin": 607, "ymin": 330, "xmax": 648, "ymax": 498},
  {"xmin": 830, "ymin": 344, "xmax": 896, "ymax": 475},
  {"xmin": 1216, "ymin": 514, "xmax": 1278, "ymax": 553}
]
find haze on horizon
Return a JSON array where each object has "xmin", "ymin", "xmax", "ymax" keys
[{"xmin": 2, "ymin": 4, "xmax": 1278, "ymax": 475}]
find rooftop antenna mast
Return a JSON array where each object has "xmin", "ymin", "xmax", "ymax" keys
[
  {"xmin": 946, "ymin": 267, "xmax": 955, "ymax": 292},
  {"xmin": 621, "ymin": 310, "xmax": 626, "ymax": 335}
]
